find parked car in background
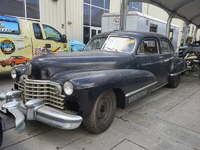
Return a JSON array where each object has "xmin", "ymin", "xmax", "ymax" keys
[
  {"xmin": 0, "ymin": 15, "xmax": 69, "ymax": 73},
  {"xmin": 69, "ymin": 40, "xmax": 85, "ymax": 52},
  {"xmin": 0, "ymin": 31, "xmax": 186, "ymax": 135}
]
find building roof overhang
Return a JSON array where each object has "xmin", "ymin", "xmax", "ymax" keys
[{"xmin": 129, "ymin": 0, "xmax": 200, "ymax": 28}]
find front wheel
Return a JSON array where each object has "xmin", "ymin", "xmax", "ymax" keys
[
  {"xmin": 83, "ymin": 90, "xmax": 116, "ymax": 133},
  {"xmin": 168, "ymin": 75, "xmax": 180, "ymax": 88}
]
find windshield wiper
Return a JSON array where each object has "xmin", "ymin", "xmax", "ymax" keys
[{"xmin": 104, "ymin": 47, "xmax": 118, "ymax": 52}]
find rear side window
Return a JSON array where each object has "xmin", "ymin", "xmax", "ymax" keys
[
  {"xmin": 33, "ymin": 23, "xmax": 43, "ymax": 39},
  {"xmin": 138, "ymin": 39, "xmax": 158, "ymax": 54},
  {"xmin": 0, "ymin": 20, "xmax": 20, "ymax": 34},
  {"xmin": 160, "ymin": 39, "xmax": 174, "ymax": 53}
]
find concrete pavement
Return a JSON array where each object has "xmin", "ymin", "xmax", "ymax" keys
[{"xmin": 0, "ymin": 70, "xmax": 200, "ymax": 150}]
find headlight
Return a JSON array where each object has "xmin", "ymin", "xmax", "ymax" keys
[
  {"xmin": 63, "ymin": 81, "xmax": 73, "ymax": 95},
  {"xmin": 11, "ymin": 69, "xmax": 17, "ymax": 79}
]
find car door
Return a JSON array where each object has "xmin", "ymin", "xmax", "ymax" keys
[
  {"xmin": 31, "ymin": 22, "xmax": 46, "ymax": 55},
  {"xmin": 31, "ymin": 22, "xmax": 68, "ymax": 56},
  {"xmin": 159, "ymin": 38, "xmax": 176, "ymax": 83},
  {"xmin": 135, "ymin": 38, "xmax": 165, "ymax": 87},
  {"xmin": 41, "ymin": 24, "xmax": 68, "ymax": 52}
]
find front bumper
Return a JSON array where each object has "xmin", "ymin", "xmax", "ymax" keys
[{"xmin": 0, "ymin": 91, "xmax": 83, "ymax": 131}]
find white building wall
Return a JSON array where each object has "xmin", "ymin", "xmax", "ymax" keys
[
  {"xmin": 40, "ymin": 0, "xmax": 66, "ymax": 34},
  {"xmin": 110, "ymin": 0, "xmax": 121, "ymax": 13},
  {"xmin": 65, "ymin": 0, "xmax": 83, "ymax": 42},
  {"xmin": 40, "ymin": 0, "xmax": 83, "ymax": 42}
]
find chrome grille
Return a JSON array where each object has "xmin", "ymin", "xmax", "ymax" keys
[{"xmin": 15, "ymin": 78, "xmax": 65, "ymax": 109}]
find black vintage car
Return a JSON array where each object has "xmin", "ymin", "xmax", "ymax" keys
[{"xmin": 0, "ymin": 31, "xmax": 187, "ymax": 134}]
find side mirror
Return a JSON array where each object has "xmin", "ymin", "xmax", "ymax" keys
[{"xmin": 62, "ymin": 34, "xmax": 67, "ymax": 43}]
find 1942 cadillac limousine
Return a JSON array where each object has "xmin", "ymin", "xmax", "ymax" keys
[{"xmin": 0, "ymin": 31, "xmax": 187, "ymax": 134}]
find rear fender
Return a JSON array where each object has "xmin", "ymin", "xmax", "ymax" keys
[{"xmin": 169, "ymin": 58, "xmax": 187, "ymax": 80}]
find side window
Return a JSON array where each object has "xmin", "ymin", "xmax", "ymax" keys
[
  {"xmin": 0, "ymin": 21, "xmax": 20, "ymax": 34},
  {"xmin": 33, "ymin": 23, "xmax": 43, "ymax": 39},
  {"xmin": 160, "ymin": 39, "xmax": 174, "ymax": 53},
  {"xmin": 138, "ymin": 39, "xmax": 158, "ymax": 54},
  {"xmin": 42, "ymin": 25, "xmax": 61, "ymax": 42}
]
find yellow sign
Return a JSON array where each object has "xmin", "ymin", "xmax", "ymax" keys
[{"xmin": 127, "ymin": 40, "xmax": 135, "ymax": 45}]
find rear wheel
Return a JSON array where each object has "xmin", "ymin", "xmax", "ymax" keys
[
  {"xmin": 2, "ymin": 65, "xmax": 6, "ymax": 67},
  {"xmin": 168, "ymin": 75, "xmax": 180, "ymax": 88},
  {"xmin": 83, "ymin": 90, "xmax": 116, "ymax": 133},
  {"xmin": 10, "ymin": 62, "xmax": 15, "ymax": 67}
]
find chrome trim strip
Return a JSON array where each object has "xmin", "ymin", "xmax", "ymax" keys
[
  {"xmin": 170, "ymin": 68, "xmax": 188, "ymax": 76},
  {"xmin": 125, "ymin": 81, "xmax": 157, "ymax": 97},
  {"xmin": 152, "ymin": 82, "xmax": 168, "ymax": 92}
]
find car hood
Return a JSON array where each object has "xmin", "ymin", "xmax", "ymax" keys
[{"xmin": 29, "ymin": 51, "xmax": 135, "ymax": 80}]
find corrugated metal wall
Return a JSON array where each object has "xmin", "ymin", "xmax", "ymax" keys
[
  {"xmin": 40, "ymin": 0, "xmax": 65, "ymax": 34},
  {"xmin": 110, "ymin": 0, "xmax": 121, "ymax": 13},
  {"xmin": 65, "ymin": 0, "xmax": 83, "ymax": 42},
  {"xmin": 40, "ymin": 0, "xmax": 83, "ymax": 42}
]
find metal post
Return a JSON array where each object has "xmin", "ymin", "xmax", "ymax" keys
[
  {"xmin": 119, "ymin": 0, "xmax": 128, "ymax": 30},
  {"xmin": 24, "ymin": 0, "xmax": 27, "ymax": 19},
  {"xmin": 166, "ymin": 13, "xmax": 174, "ymax": 38},
  {"xmin": 193, "ymin": 27, "xmax": 198, "ymax": 42},
  {"xmin": 183, "ymin": 23, "xmax": 189, "ymax": 46}
]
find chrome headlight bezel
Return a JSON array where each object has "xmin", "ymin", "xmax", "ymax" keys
[
  {"xmin": 11, "ymin": 69, "xmax": 17, "ymax": 79},
  {"xmin": 63, "ymin": 81, "xmax": 74, "ymax": 95}
]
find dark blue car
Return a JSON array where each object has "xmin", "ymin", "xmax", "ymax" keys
[{"xmin": 0, "ymin": 31, "xmax": 187, "ymax": 135}]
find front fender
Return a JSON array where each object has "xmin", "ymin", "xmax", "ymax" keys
[{"xmin": 50, "ymin": 69, "xmax": 157, "ymax": 118}]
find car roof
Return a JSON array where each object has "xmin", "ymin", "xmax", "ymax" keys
[{"xmin": 94, "ymin": 30, "xmax": 168, "ymax": 40}]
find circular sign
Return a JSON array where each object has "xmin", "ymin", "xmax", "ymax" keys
[
  {"xmin": 0, "ymin": 38, "xmax": 15, "ymax": 54},
  {"xmin": 113, "ymin": 17, "xmax": 120, "ymax": 25}
]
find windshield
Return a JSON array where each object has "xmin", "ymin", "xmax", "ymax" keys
[
  {"xmin": 84, "ymin": 36, "xmax": 108, "ymax": 51},
  {"xmin": 102, "ymin": 37, "xmax": 136, "ymax": 53}
]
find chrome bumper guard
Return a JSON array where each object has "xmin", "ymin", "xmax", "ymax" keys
[{"xmin": 0, "ymin": 91, "xmax": 83, "ymax": 131}]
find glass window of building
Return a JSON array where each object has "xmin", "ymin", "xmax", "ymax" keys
[
  {"xmin": 84, "ymin": 4, "xmax": 90, "ymax": 26},
  {"xmin": 83, "ymin": 0, "xmax": 110, "ymax": 44},
  {"xmin": 27, "ymin": 0, "xmax": 40, "ymax": 19},
  {"xmin": 91, "ymin": 7, "xmax": 104, "ymax": 27},
  {"xmin": 0, "ymin": 0, "xmax": 40, "ymax": 20},
  {"xmin": 128, "ymin": 2, "xmax": 142, "ymax": 12},
  {"xmin": 84, "ymin": 0, "xmax": 90, "ymax": 4},
  {"xmin": 92, "ymin": 0, "xmax": 104, "ymax": 8},
  {"xmin": 0, "ymin": 0, "xmax": 25, "ymax": 18},
  {"xmin": 105, "ymin": 0, "xmax": 110, "ymax": 9}
]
